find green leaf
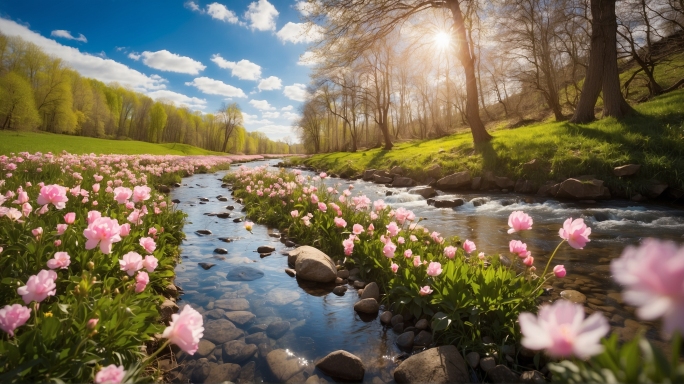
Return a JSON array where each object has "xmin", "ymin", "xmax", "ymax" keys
[{"xmin": 432, "ymin": 312, "xmax": 451, "ymax": 332}]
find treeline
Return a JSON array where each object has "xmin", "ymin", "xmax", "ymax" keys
[
  {"xmin": 0, "ymin": 33, "xmax": 297, "ymax": 155},
  {"xmin": 295, "ymin": 0, "xmax": 684, "ymax": 153}
]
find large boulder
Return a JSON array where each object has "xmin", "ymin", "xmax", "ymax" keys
[
  {"xmin": 373, "ymin": 174, "xmax": 394, "ymax": 184},
  {"xmin": 409, "ymin": 187, "xmax": 437, "ymax": 199},
  {"xmin": 495, "ymin": 176, "xmax": 515, "ymax": 189},
  {"xmin": 434, "ymin": 171, "xmax": 471, "ymax": 190},
  {"xmin": 315, "ymin": 350, "xmax": 365, "ymax": 381},
  {"xmin": 392, "ymin": 177, "xmax": 416, "ymax": 188},
  {"xmin": 393, "ymin": 345, "xmax": 469, "ymax": 384},
  {"xmin": 645, "ymin": 180, "xmax": 668, "ymax": 198},
  {"xmin": 362, "ymin": 169, "xmax": 377, "ymax": 181},
  {"xmin": 390, "ymin": 166, "xmax": 405, "ymax": 176},
  {"xmin": 426, "ymin": 164, "xmax": 442, "ymax": 179},
  {"xmin": 613, "ymin": 164, "xmax": 641, "ymax": 177},
  {"xmin": 291, "ymin": 246, "xmax": 337, "ymax": 283},
  {"xmin": 556, "ymin": 178, "xmax": 606, "ymax": 200}
]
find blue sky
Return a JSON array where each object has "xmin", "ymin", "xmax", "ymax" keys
[{"xmin": 0, "ymin": 0, "xmax": 320, "ymax": 141}]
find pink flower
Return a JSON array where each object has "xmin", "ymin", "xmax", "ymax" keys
[
  {"xmin": 523, "ymin": 255, "xmax": 534, "ymax": 267},
  {"xmin": 244, "ymin": 221, "xmax": 254, "ymax": 231},
  {"xmin": 87, "ymin": 210, "xmax": 102, "ymax": 225},
  {"xmin": 391, "ymin": 263, "xmax": 399, "ymax": 273},
  {"xmin": 290, "ymin": 210, "xmax": 299, "ymax": 218},
  {"xmin": 368, "ymin": 223, "xmax": 375, "ymax": 234},
  {"xmin": 36, "ymin": 184, "xmax": 68, "ymax": 210},
  {"xmin": 553, "ymin": 265, "xmax": 567, "ymax": 278},
  {"xmin": 611, "ymin": 239, "xmax": 684, "ymax": 335},
  {"xmin": 319, "ymin": 172, "xmax": 327, "ymax": 178},
  {"xmin": 13, "ymin": 191, "xmax": 29, "ymax": 204},
  {"xmin": 508, "ymin": 211, "xmax": 533, "ymax": 234},
  {"xmin": 17, "ymin": 269, "xmax": 57, "ymax": 304},
  {"xmin": 139, "ymin": 237, "xmax": 156, "ymax": 254},
  {"xmin": 148, "ymin": 227, "xmax": 158, "ymax": 236},
  {"xmin": 162, "ymin": 305, "xmax": 204, "ymax": 355},
  {"xmin": 21, "ymin": 202, "xmax": 31, "ymax": 217},
  {"xmin": 509, "ymin": 240, "xmax": 530, "ymax": 258},
  {"xmin": 95, "ymin": 364, "xmax": 126, "ymax": 384},
  {"xmin": 87, "ymin": 318, "xmax": 99, "ymax": 330},
  {"xmin": 443, "ymin": 246, "xmax": 456, "ymax": 259},
  {"xmin": 426, "ymin": 262, "xmax": 443, "ymax": 276},
  {"xmin": 310, "ymin": 193, "xmax": 319, "ymax": 204},
  {"xmin": 125, "ymin": 201, "xmax": 135, "ymax": 210},
  {"xmin": 386, "ymin": 222, "xmax": 400, "ymax": 237},
  {"xmin": 382, "ymin": 241, "xmax": 397, "ymax": 258},
  {"xmin": 112, "ymin": 187, "xmax": 132, "ymax": 204},
  {"xmin": 374, "ymin": 199, "xmax": 386, "ymax": 212},
  {"xmin": 127, "ymin": 209, "xmax": 144, "ymax": 226},
  {"xmin": 47, "ymin": 252, "xmax": 70, "ymax": 269},
  {"xmin": 32, "ymin": 227, "xmax": 43, "ymax": 239},
  {"xmin": 143, "ymin": 255, "xmax": 159, "ymax": 272},
  {"xmin": 404, "ymin": 249, "xmax": 413, "ymax": 258},
  {"xmin": 352, "ymin": 224, "xmax": 364, "ymax": 235},
  {"xmin": 84, "ymin": 217, "xmax": 122, "ymax": 254},
  {"xmin": 135, "ymin": 271, "xmax": 149, "ymax": 293},
  {"xmin": 397, "ymin": 236, "xmax": 405, "ymax": 244},
  {"xmin": 132, "ymin": 185, "xmax": 151, "ymax": 203},
  {"xmin": 54, "ymin": 240, "xmax": 61, "ymax": 247},
  {"xmin": 92, "ymin": 183, "xmax": 101, "ymax": 193},
  {"xmin": 119, "ymin": 223, "xmax": 131, "ymax": 237},
  {"xmin": 334, "ymin": 217, "xmax": 347, "ymax": 228},
  {"xmin": 342, "ymin": 237, "xmax": 355, "ymax": 255},
  {"xmin": 119, "ymin": 251, "xmax": 143, "ymax": 276},
  {"xmin": 419, "ymin": 286, "xmax": 433, "ymax": 296},
  {"xmin": 57, "ymin": 224, "xmax": 67, "ymax": 235},
  {"xmin": 478, "ymin": 252, "xmax": 486, "ymax": 260},
  {"xmin": 413, "ymin": 255, "xmax": 422, "ymax": 267},
  {"xmin": 519, "ymin": 300, "xmax": 609, "ymax": 359},
  {"xmin": 463, "ymin": 240, "xmax": 476, "ymax": 254},
  {"xmin": 64, "ymin": 212, "xmax": 75, "ymax": 224},
  {"xmin": 559, "ymin": 218, "xmax": 591, "ymax": 249},
  {"xmin": 410, "ymin": 235, "xmax": 418, "ymax": 242},
  {"xmin": 0, "ymin": 304, "xmax": 31, "ymax": 337}
]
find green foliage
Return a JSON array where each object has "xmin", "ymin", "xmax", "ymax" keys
[
  {"xmin": 149, "ymin": 102, "xmax": 167, "ymax": 143},
  {"xmin": 0, "ymin": 71, "xmax": 40, "ymax": 130}
]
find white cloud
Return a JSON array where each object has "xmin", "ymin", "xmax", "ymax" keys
[
  {"xmin": 242, "ymin": 112, "xmax": 273, "ymax": 125},
  {"xmin": 263, "ymin": 111, "xmax": 280, "ymax": 118},
  {"xmin": 276, "ymin": 22, "xmax": 322, "ymax": 44},
  {"xmin": 283, "ymin": 83, "xmax": 309, "ymax": 102},
  {"xmin": 282, "ymin": 111, "xmax": 300, "ymax": 120},
  {"xmin": 297, "ymin": 50, "xmax": 322, "ymax": 66},
  {"xmin": 185, "ymin": 77, "xmax": 247, "ymax": 98},
  {"xmin": 128, "ymin": 52, "xmax": 141, "ymax": 60},
  {"xmin": 244, "ymin": 0, "xmax": 279, "ymax": 31},
  {"xmin": 249, "ymin": 99, "xmax": 275, "ymax": 110},
  {"xmin": 252, "ymin": 124, "xmax": 293, "ymax": 141},
  {"xmin": 51, "ymin": 29, "xmax": 87, "ymax": 43},
  {"xmin": 281, "ymin": 105, "xmax": 293, "ymax": 111},
  {"xmin": 206, "ymin": 2, "xmax": 241, "ymax": 24},
  {"xmin": 184, "ymin": 1, "xmax": 200, "ymax": 11},
  {"xmin": 140, "ymin": 50, "xmax": 206, "ymax": 75},
  {"xmin": 147, "ymin": 90, "xmax": 207, "ymax": 110},
  {"xmin": 211, "ymin": 54, "xmax": 261, "ymax": 80},
  {"xmin": 294, "ymin": 1, "xmax": 316, "ymax": 16},
  {"xmin": 0, "ymin": 18, "xmax": 167, "ymax": 92},
  {"xmin": 257, "ymin": 76, "xmax": 282, "ymax": 91}
]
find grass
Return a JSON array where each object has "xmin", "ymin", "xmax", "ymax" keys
[
  {"xmin": 295, "ymin": 89, "xmax": 684, "ymax": 196},
  {"xmin": 0, "ymin": 131, "xmax": 225, "ymax": 156}
]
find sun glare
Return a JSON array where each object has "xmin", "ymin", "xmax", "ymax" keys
[{"xmin": 434, "ymin": 31, "xmax": 451, "ymax": 49}]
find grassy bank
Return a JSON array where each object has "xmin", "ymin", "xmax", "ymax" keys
[
  {"xmin": 0, "ymin": 131, "xmax": 224, "ymax": 156},
  {"xmin": 293, "ymin": 90, "xmax": 684, "ymax": 197}
]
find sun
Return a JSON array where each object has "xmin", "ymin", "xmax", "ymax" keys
[{"xmin": 434, "ymin": 31, "xmax": 451, "ymax": 49}]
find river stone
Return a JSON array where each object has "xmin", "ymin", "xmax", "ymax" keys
[
  {"xmin": 195, "ymin": 229, "xmax": 212, "ymax": 235},
  {"xmin": 495, "ymin": 176, "xmax": 515, "ymax": 189},
  {"xmin": 409, "ymin": 187, "xmax": 437, "ymax": 199},
  {"xmin": 196, "ymin": 339, "xmax": 216, "ymax": 357},
  {"xmin": 191, "ymin": 361, "xmax": 211, "ymax": 382},
  {"xmin": 249, "ymin": 324, "xmax": 268, "ymax": 334},
  {"xmin": 556, "ymin": 178, "xmax": 605, "ymax": 200},
  {"xmin": 380, "ymin": 311, "xmax": 393, "ymax": 325},
  {"xmin": 434, "ymin": 171, "xmax": 471, "ymax": 190},
  {"xmin": 353, "ymin": 280, "xmax": 366, "ymax": 289},
  {"xmin": 216, "ymin": 212, "xmax": 231, "ymax": 219},
  {"xmin": 433, "ymin": 198, "xmax": 464, "ymax": 208},
  {"xmin": 199, "ymin": 197, "xmax": 210, "ymax": 202},
  {"xmin": 227, "ymin": 266, "xmax": 264, "ymax": 281},
  {"xmin": 238, "ymin": 361, "xmax": 256, "ymax": 384},
  {"xmin": 266, "ymin": 349, "xmax": 307, "ymax": 382},
  {"xmin": 362, "ymin": 169, "xmax": 377, "ymax": 180},
  {"xmin": 465, "ymin": 351, "xmax": 480, "ymax": 368},
  {"xmin": 203, "ymin": 319, "xmax": 244, "ymax": 344},
  {"xmin": 560, "ymin": 290, "xmax": 587, "ymax": 304},
  {"xmin": 218, "ymin": 196, "xmax": 228, "ymax": 201},
  {"xmin": 214, "ymin": 248, "xmax": 228, "ymax": 254},
  {"xmin": 374, "ymin": 174, "xmax": 394, "ymax": 184},
  {"xmin": 160, "ymin": 299, "xmax": 178, "ymax": 322},
  {"xmin": 233, "ymin": 218, "xmax": 243, "ymax": 223},
  {"xmin": 415, "ymin": 319, "xmax": 429, "ymax": 330},
  {"xmin": 257, "ymin": 245, "xmax": 276, "ymax": 253},
  {"xmin": 205, "ymin": 309, "xmax": 226, "ymax": 320},
  {"xmin": 613, "ymin": 164, "xmax": 640, "ymax": 177},
  {"xmin": 354, "ymin": 298, "xmax": 379, "ymax": 314},
  {"xmin": 205, "ymin": 362, "xmax": 241, "ymax": 383},
  {"xmin": 214, "ymin": 298, "xmax": 250, "ymax": 311},
  {"xmin": 392, "ymin": 177, "xmax": 416, "ymax": 188},
  {"xmin": 414, "ymin": 330, "xmax": 433, "ymax": 346},
  {"xmin": 268, "ymin": 288, "xmax": 300, "ymax": 305},
  {"xmin": 360, "ymin": 282, "xmax": 380, "ymax": 301},
  {"xmin": 222, "ymin": 340, "xmax": 257, "ymax": 363},
  {"xmin": 266, "ymin": 321, "xmax": 290, "ymax": 339},
  {"xmin": 396, "ymin": 331, "xmax": 414, "ymax": 349},
  {"xmin": 292, "ymin": 246, "xmax": 337, "ymax": 283},
  {"xmin": 646, "ymin": 180, "xmax": 669, "ymax": 198},
  {"xmin": 394, "ymin": 345, "xmax": 468, "ymax": 384},
  {"xmin": 391, "ymin": 314, "xmax": 404, "ymax": 327},
  {"xmin": 332, "ymin": 286, "xmax": 347, "ymax": 296},
  {"xmin": 224, "ymin": 311, "xmax": 256, "ymax": 326},
  {"xmin": 316, "ymin": 350, "xmax": 365, "ymax": 381},
  {"xmin": 521, "ymin": 370, "xmax": 546, "ymax": 384},
  {"xmin": 488, "ymin": 365, "xmax": 520, "ymax": 383},
  {"xmin": 393, "ymin": 323, "xmax": 404, "ymax": 333},
  {"xmin": 480, "ymin": 357, "xmax": 496, "ymax": 372},
  {"xmin": 198, "ymin": 262, "xmax": 216, "ymax": 270},
  {"xmin": 285, "ymin": 268, "xmax": 296, "ymax": 277},
  {"xmin": 218, "ymin": 237, "xmax": 234, "ymax": 243},
  {"xmin": 171, "ymin": 198, "xmax": 181, "ymax": 204},
  {"xmin": 245, "ymin": 332, "xmax": 269, "ymax": 345}
]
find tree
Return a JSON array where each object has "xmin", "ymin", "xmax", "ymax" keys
[
  {"xmin": 149, "ymin": 102, "xmax": 167, "ymax": 143},
  {"xmin": 217, "ymin": 103, "xmax": 243, "ymax": 153},
  {"xmin": 307, "ymin": 0, "xmax": 493, "ymax": 144},
  {"xmin": 570, "ymin": 0, "xmax": 635, "ymax": 123},
  {"xmin": 0, "ymin": 71, "xmax": 40, "ymax": 130}
]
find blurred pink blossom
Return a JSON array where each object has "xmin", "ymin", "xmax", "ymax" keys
[
  {"xmin": 143, "ymin": 255, "xmax": 158, "ymax": 272},
  {"xmin": 386, "ymin": 222, "xmax": 400, "ymax": 237},
  {"xmin": 95, "ymin": 364, "xmax": 126, "ymax": 384},
  {"xmin": 391, "ymin": 263, "xmax": 399, "ymax": 273},
  {"xmin": 463, "ymin": 240, "xmax": 476, "ymax": 254},
  {"xmin": 0, "ymin": 304, "xmax": 31, "ymax": 337},
  {"xmin": 553, "ymin": 265, "xmax": 567, "ymax": 278},
  {"xmin": 47, "ymin": 252, "xmax": 70, "ymax": 269},
  {"xmin": 162, "ymin": 305, "xmax": 204, "ymax": 355},
  {"xmin": 444, "ymin": 246, "xmax": 457, "ymax": 259},
  {"xmin": 419, "ymin": 286, "xmax": 433, "ymax": 296},
  {"xmin": 427, "ymin": 262, "xmax": 443, "ymax": 276},
  {"xmin": 17, "ymin": 269, "xmax": 57, "ymax": 304},
  {"xmin": 559, "ymin": 218, "xmax": 591, "ymax": 249},
  {"xmin": 135, "ymin": 271, "xmax": 149, "ymax": 293},
  {"xmin": 64, "ymin": 212, "xmax": 75, "ymax": 224},
  {"xmin": 383, "ymin": 241, "xmax": 397, "ymax": 258},
  {"xmin": 139, "ymin": 237, "xmax": 156, "ymax": 254}
]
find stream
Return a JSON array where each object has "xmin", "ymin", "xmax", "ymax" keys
[{"xmin": 170, "ymin": 159, "xmax": 684, "ymax": 382}]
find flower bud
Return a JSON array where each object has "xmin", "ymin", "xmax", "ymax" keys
[{"xmin": 87, "ymin": 261, "xmax": 95, "ymax": 270}]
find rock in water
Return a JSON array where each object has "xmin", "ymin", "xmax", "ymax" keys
[
  {"xmin": 198, "ymin": 263, "xmax": 216, "ymax": 270},
  {"xmin": 257, "ymin": 245, "xmax": 276, "ymax": 253},
  {"xmin": 360, "ymin": 282, "xmax": 380, "ymax": 301},
  {"xmin": 396, "ymin": 331, "xmax": 414, "ymax": 349},
  {"xmin": 394, "ymin": 345, "xmax": 469, "ymax": 384},
  {"xmin": 266, "ymin": 321, "xmax": 290, "ymax": 339},
  {"xmin": 227, "ymin": 266, "xmax": 264, "ymax": 281},
  {"xmin": 354, "ymin": 298, "xmax": 379, "ymax": 314},
  {"xmin": 434, "ymin": 171, "xmax": 471, "ymax": 190},
  {"xmin": 195, "ymin": 229, "xmax": 212, "ymax": 235},
  {"xmin": 315, "ymin": 350, "xmax": 365, "ymax": 381},
  {"xmin": 290, "ymin": 246, "xmax": 337, "ymax": 283},
  {"xmin": 266, "ymin": 349, "xmax": 306, "ymax": 382},
  {"xmin": 214, "ymin": 248, "xmax": 228, "ymax": 254}
]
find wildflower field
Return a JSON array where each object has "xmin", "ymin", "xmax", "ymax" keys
[{"xmin": 227, "ymin": 165, "xmax": 684, "ymax": 383}]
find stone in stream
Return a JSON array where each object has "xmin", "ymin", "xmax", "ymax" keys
[
  {"xmin": 285, "ymin": 240, "xmax": 296, "ymax": 247},
  {"xmin": 195, "ymin": 229, "xmax": 212, "ymax": 235},
  {"xmin": 171, "ymin": 199, "xmax": 180, "ymax": 204},
  {"xmin": 227, "ymin": 266, "xmax": 264, "ymax": 281},
  {"xmin": 315, "ymin": 350, "xmax": 365, "ymax": 382},
  {"xmin": 337, "ymin": 270, "xmax": 350, "ymax": 279},
  {"xmin": 238, "ymin": 361, "xmax": 256, "ymax": 384},
  {"xmin": 205, "ymin": 363, "xmax": 241, "ymax": 383},
  {"xmin": 409, "ymin": 187, "xmax": 437, "ymax": 199},
  {"xmin": 173, "ymin": 182, "xmax": 181, "ymax": 187},
  {"xmin": 392, "ymin": 177, "xmax": 416, "ymax": 188},
  {"xmin": 391, "ymin": 314, "xmax": 404, "ymax": 327},
  {"xmin": 395, "ymin": 331, "xmax": 414, "ymax": 349},
  {"xmin": 360, "ymin": 282, "xmax": 380, "ymax": 301},
  {"xmin": 266, "ymin": 349, "xmax": 307, "ymax": 382},
  {"xmin": 203, "ymin": 319, "xmax": 244, "ymax": 344},
  {"xmin": 415, "ymin": 319, "xmax": 429, "ymax": 330},
  {"xmin": 218, "ymin": 237, "xmax": 234, "ymax": 243},
  {"xmin": 199, "ymin": 197, "xmax": 210, "ymax": 202},
  {"xmin": 214, "ymin": 248, "xmax": 228, "ymax": 254},
  {"xmin": 284, "ymin": 268, "xmax": 296, "ymax": 277},
  {"xmin": 226, "ymin": 205, "xmax": 235, "ymax": 210},
  {"xmin": 259, "ymin": 252, "xmax": 272, "ymax": 258},
  {"xmin": 465, "ymin": 351, "xmax": 480, "ymax": 368},
  {"xmin": 289, "ymin": 246, "xmax": 337, "ymax": 283},
  {"xmin": 266, "ymin": 321, "xmax": 290, "ymax": 339},
  {"xmin": 434, "ymin": 171, "xmax": 472, "ymax": 190},
  {"xmin": 222, "ymin": 340, "xmax": 257, "ymax": 363},
  {"xmin": 268, "ymin": 233, "xmax": 281, "ymax": 238},
  {"xmin": 224, "ymin": 311, "xmax": 256, "ymax": 326},
  {"xmin": 218, "ymin": 197, "xmax": 229, "ymax": 202},
  {"xmin": 216, "ymin": 212, "xmax": 231, "ymax": 219},
  {"xmin": 394, "ymin": 345, "xmax": 469, "ymax": 384},
  {"xmin": 257, "ymin": 245, "xmax": 276, "ymax": 253},
  {"xmin": 480, "ymin": 357, "xmax": 496, "ymax": 372},
  {"xmin": 249, "ymin": 324, "xmax": 267, "ymax": 334},
  {"xmin": 393, "ymin": 323, "xmax": 404, "ymax": 334},
  {"xmin": 214, "ymin": 298, "xmax": 250, "ymax": 311},
  {"xmin": 354, "ymin": 298, "xmax": 379, "ymax": 314},
  {"xmin": 196, "ymin": 339, "xmax": 216, "ymax": 357},
  {"xmin": 414, "ymin": 330, "xmax": 433, "ymax": 346},
  {"xmin": 204, "ymin": 309, "xmax": 226, "ymax": 320},
  {"xmin": 488, "ymin": 365, "xmax": 520, "ymax": 383},
  {"xmin": 332, "ymin": 286, "xmax": 347, "ymax": 296},
  {"xmin": 380, "ymin": 311, "xmax": 393, "ymax": 325},
  {"xmin": 432, "ymin": 198, "xmax": 465, "ymax": 208},
  {"xmin": 233, "ymin": 218, "xmax": 243, "ymax": 223},
  {"xmin": 520, "ymin": 370, "xmax": 546, "ymax": 384},
  {"xmin": 198, "ymin": 262, "xmax": 216, "ymax": 270},
  {"xmin": 560, "ymin": 289, "xmax": 587, "ymax": 304}
]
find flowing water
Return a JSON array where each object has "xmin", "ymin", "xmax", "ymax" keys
[{"xmin": 171, "ymin": 159, "xmax": 684, "ymax": 382}]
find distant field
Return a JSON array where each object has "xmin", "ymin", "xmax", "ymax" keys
[{"xmin": 0, "ymin": 131, "xmax": 225, "ymax": 156}]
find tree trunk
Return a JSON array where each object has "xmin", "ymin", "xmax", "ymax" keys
[
  {"xmin": 447, "ymin": 0, "xmax": 492, "ymax": 144},
  {"xmin": 571, "ymin": 0, "xmax": 634, "ymax": 123}
]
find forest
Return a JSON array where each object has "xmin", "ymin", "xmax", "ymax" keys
[{"xmin": 0, "ymin": 33, "xmax": 299, "ymax": 155}]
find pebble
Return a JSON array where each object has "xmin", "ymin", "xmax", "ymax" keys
[
  {"xmin": 332, "ymin": 286, "xmax": 347, "ymax": 296},
  {"xmin": 393, "ymin": 323, "xmax": 404, "ymax": 333},
  {"xmin": 380, "ymin": 311, "xmax": 393, "ymax": 325},
  {"xmin": 195, "ymin": 229, "xmax": 212, "ymax": 235},
  {"xmin": 391, "ymin": 314, "xmax": 404, "ymax": 327},
  {"xmin": 233, "ymin": 218, "xmax": 243, "ymax": 223},
  {"xmin": 415, "ymin": 319, "xmax": 429, "ymax": 330},
  {"xmin": 284, "ymin": 268, "xmax": 296, "ymax": 277},
  {"xmin": 198, "ymin": 262, "xmax": 216, "ymax": 270},
  {"xmin": 560, "ymin": 289, "xmax": 587, "ymax": 304},
  {"xmin": 257, "ymin": 245, "xmax": 276, "ymax": 253},
  {"xmin": 214, "ymin": 248, "xmax": 228, "ymax": 254},
  {"xmin": 353, "ymin": 280, "xmax": 366, "ymax": 289},
  {"xmin": 266, "ymin": 321, "xmax": 291, "ymax": 339}
]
